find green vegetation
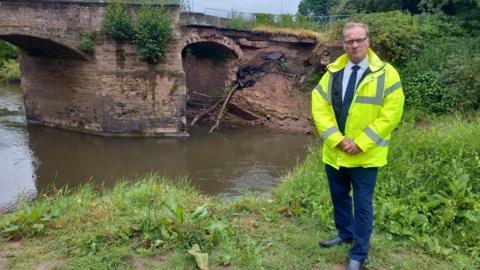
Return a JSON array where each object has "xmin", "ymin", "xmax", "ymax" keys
[
  {"xmin": 327, "ymin": 11, "xmax": 466, "ymax": 65},
  {"xmin": 0, "ymin": 41, "xmax": 19, "ymax": 82},
  {"xmin": 401, "ymin": 37, "xmax": 480, "ymax": 112},
  {"xmin": 103, "ymin": 1, "xmax": 135, "ymax": 41},
  {"xmin": 0, "ymin": 41, "xmax": 17, "ymax": 65},
  {"xmin": 1, "ymin": 115, "xmax": 479, "ymax": 269},
  {"xmin": 133, "ymin": 6, "xmax": 173, "ymax": 64},
  {"xmin": 298, "ymin": 0, "xmax": 479, "ymax": 34},
  {"xmin": 0, "ymin": 60, "xmax": 20, "ymax": 83},
  {"xmin": 79, "ymin": 32, "xmax": 96, "ymax": 55},
  {"xmin": 226, "ymin": 13, "xmax": 324, "ymax": 33},
  {"xmin": 103, "ymin": 0, "xmax": 173, "ymax": 64},
  {"xmin": 222, "ymin": 1, "xmax": 479, "ymax": 115},
  {"xmin": 321, "ymin": 11, "xmax": 480, "ymax": 112}
]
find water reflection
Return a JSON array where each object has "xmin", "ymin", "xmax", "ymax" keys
[
  {"xmin": 0, "ymin": 82, "xmax": 312, "ymax": 211},
  {"xmin": 28, "ymin": 125, "xmax": 311, "ymax": 196},
  {"xmin": 0, "ymin": 83, "xmax": 37, "ymax": 211}
]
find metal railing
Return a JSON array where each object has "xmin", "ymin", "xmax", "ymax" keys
[{"xmin": 180, "ymin": 8, "xmax": 349, "ymax": 30}]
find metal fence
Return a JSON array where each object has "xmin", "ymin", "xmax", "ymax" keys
[{"xmin": 180, "ymin": 8, "xmax": 349, "ymax": 30}]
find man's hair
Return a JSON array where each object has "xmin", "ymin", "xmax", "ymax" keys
[{"xmin": 342, "ymin": 22, "xmax": 369, "ymax": 39}]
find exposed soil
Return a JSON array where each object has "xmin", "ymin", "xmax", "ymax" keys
[
  {"xmin": 0, "ymin": 241, "xmax": 21, "ymax": 270},
  {"xmin": 186, "ymin": 42, "xmax": 343, "ymax": 134}
]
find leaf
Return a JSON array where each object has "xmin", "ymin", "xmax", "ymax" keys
[
  {"xmin": 165, "ymin": 194, "xmax": 177, "ymax": 214},
  {"xmin": 187, "ymin": 244, "xmax": 209, "ymax": 270},
  {"xmin": 32, "ymin": 223, "xmax": 44, "ymax": 232},
  {"xmin": 2, "ymin": 225, "xmax": 20, "ymax": 235},
  {"xmin": 219, "ymin": 254, "xmax": 232, "ymax": 266},
  {"xmin": 30, "ymin": 208, "xmax": 41, "ymax": 222},
  {"xmin": 191, "ymin": 204, "xmax": 209, "ymax": 221},
  {"xmin": 462, "ymin": 211, "xmax": 478, "ymax": 222},
  {"xmin": 176, "ymin": 207, "xmax": 184, "ymax": 225},
  {"xmin": 207, "ymin": 221, "xmax": 229, "ymax": 243},
  {"xmin": 158, "ymin": 217, "xmax": 171, "ymax": 226}
]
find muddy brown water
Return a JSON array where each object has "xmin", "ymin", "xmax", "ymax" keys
[{"xmin": 0, "ymin": 82, "xmax": 314, "ymax": 211}]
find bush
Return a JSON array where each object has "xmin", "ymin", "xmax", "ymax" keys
[
  {"xmin": 0, "ymin": 60, "xmax": 20, "ymax": 82},
  {"xmin": 226, "ymin": 15, "xmax": 255, "ymax": 30},
  {"xmin": 254, "ymin": 13, "xmax": 275, "ymax": 25},
  {"xmin": 103, "ymin": 1, "xmax": 173, "ymax": 64},
  {"xmin": 402, "ymin": 72, "xmax": 455, "ymax": 113},
  {"xmin": 103, "ymin": 0, "xmax": 135, "ymax": 41},
  {"xmin": 0, "ymin": 40, "xmax": 17, "ymax": 67},
  {"xmin": 439, "ymin": 39, "xmax": 480, "ymax": 111},
  {"xmin": 79, "ymin": 32, "xmax": 95, "ymax": 55},
  {"xmin": 328, "ymin": 11, "xmax": 466, "ymax": 67},
  {"xmin": 401, "ymin": 37, "xmax": 480, "ymax": 112},
  {"xmin": 133, "ymin": 6, "xmax": 173, "ymax": 64},
  {"xmin": 278, "ymin": 14, "xmax": 295, "ymax": 28}
]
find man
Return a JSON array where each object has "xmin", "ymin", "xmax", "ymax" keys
[{"xmin": 311, "ymin": 23, "xmax": 404, "ymax": 270}]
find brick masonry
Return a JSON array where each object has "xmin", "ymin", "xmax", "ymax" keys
[
  {"xmin": 0, "ymin": 0, "xmax": 188, "ymax": 137},
  {"xmin": 0, "ymin": 1, "xmax": 341, "ymax": 136}
]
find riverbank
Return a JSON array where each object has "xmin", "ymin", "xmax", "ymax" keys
[{"xmin": 1, "ymin": 113, "xmax": 479, "ymax": 269}]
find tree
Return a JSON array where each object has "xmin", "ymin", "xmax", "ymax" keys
[
  {"xmin": 298, "ymin": 0, "xmax": 336, "ymax": 16},
  {"xmin": 328, "ymin": 0, "xmax": 421, "ymax": 15},
  {"xmin": 419, "ymin": 0, "xmax": 480, "ymax": 33}
]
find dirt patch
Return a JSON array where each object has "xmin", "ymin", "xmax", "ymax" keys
[
  {"xmin": 0, "ymin": 252, "xmax": 6, "ymax": 270},
  {"xmin": 131, "ymin": 253, "xmax": 171, "ymax": 269},
  {"xmin": 231, "ymin": 215, "xmax": 259, "ymax": 236},
  {"xmin": 35, "ymin": 259, "xmax": 61, "ymax": 270},
  {"xmin": 230, "ymin": 73, "xmax": 313, "ymax": 133},
  {"xmin": 331, "ymin": 264, "xmax": 346, "ymax": 270},
  {"xmin": 0, "ymin": 240, "xmax": 22, "ymax": 270},
  {"xmin": 187, "ymin": 42, "xmax": 344, "ymax": 134}
]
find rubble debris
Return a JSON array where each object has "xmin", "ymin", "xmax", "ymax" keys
[{"xmin": 236, "ymin": 51, "xmax": 286, "ymax": 89}]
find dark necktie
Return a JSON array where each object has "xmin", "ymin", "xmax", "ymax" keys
[{"xmin": 339, "ymin": 65, "xmax": 360, "ymax": 134}]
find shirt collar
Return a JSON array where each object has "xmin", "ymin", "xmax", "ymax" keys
[{"xmin": 346, "ymin": 56, "xmax": 369, "ymax": 72}]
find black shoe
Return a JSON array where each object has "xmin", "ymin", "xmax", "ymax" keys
[
  {"xmin": 346, "ymin": 259, "xmax": 362, "ymax": 270},
  {"xmin": 319, "ymin": 236, "xmax": 352, "ymax": 248}
]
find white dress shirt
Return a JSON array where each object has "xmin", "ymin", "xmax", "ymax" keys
[{"xmin": 342, "ymin": 57, "xmax": 370, "ymax": 101}]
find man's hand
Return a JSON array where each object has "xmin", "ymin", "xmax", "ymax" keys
[
  {"xmin": 344, "ymin": 142, "xmax": 362, "ymax": 155},
  {"xmin": 337, "ymin": 138, "xmax": 353, "ymax": 152},
  {"xmin": 337, "ymin": 138, "xmax": 362, "ymax": 155}
]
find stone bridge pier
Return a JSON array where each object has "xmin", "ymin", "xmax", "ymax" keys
[
  {"xmin": 1, "ymin": 0, "xmax": 337, "ymax": 136},
  {"xmin": 0, "ymin": 0, "xmax": 188, "ymax": 136}
]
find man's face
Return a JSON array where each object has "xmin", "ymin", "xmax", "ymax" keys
[{"xmin": 343, "ymin": 26, "xmax": 369, "ymax": 64}]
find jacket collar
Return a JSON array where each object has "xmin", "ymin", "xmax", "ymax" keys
[{"xmin": 327, "ymin": 48, "xmax": 385, "ymax": 73}]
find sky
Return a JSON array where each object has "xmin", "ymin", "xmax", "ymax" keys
[{"xmin": 191, "ymin": 0, "xmax": 302, "ymax": 15}]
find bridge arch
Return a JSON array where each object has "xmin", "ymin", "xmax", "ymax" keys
[
  {"xmin": 183, "ymin": 35, "xmax": 243, "ymax": 58},
  {"xmin": 0, "ymin": 31, "xmax": 89, "ymax": 61},
  {"xmin": 181, "ymin": 36, "xmax": 241, "ymax": 122}
]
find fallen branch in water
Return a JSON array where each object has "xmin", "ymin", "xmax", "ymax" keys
[
  {"xmin": 190, "ymin": 98, "xmax": 223, "ymax": 127},
  {"xmin": 209, "ymin": 84, "xmax": 239, "ymax": 133},
  {"xmin": 190, "ymin": 91, "xmax": 214, "ymax": 98}
]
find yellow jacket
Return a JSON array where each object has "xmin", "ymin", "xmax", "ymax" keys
[{"xmin": 312, "ymin": 49, "xmax": 404, "ymax": 169}]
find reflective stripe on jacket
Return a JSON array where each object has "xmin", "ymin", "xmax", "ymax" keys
[{"xmin": 311, "ymin": 49, "xmax": 404, "ymax": 169}]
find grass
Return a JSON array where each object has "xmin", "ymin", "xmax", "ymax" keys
[
  {"xmin": 252, "ymin": 25, "xmax": 331, "ymax": 42},
  {"xmin": 1, "ymin": 114, "xmax": 479, "ymax": 269}
]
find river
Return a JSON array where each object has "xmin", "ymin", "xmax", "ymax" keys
[{"xmin": 0, "ymin": 82, "xmax": 313, "ymax": 211}]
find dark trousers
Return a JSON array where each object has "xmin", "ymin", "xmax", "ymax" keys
[{"xmin": 325, "ymin": 165, "xmax": 378, "ymax": 262}]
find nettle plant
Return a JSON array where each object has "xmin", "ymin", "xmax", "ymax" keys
[{"xmin": 103, "ymin": 0, "xmax": 173, "ymax": 64}]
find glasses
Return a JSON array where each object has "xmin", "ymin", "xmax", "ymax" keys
[{"xmin": 343, "ymin": 37, "xmax": 368, "ymax": 46}]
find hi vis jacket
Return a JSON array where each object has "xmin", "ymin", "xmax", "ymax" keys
[{"xmin": 312, "ymin": 49, "xmax": 404, "ymax": 169}]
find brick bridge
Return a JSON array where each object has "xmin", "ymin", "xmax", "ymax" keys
[{"xmin": 0, "ymin": 0, "xmax": 322, "ymax": 136}]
